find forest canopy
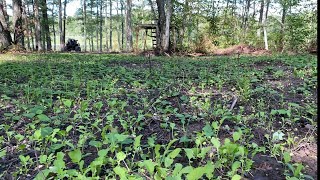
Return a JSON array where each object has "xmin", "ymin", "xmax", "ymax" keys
[{"xmin": 0, "ymin": 0, "xmax": 317, "ymax": 53}]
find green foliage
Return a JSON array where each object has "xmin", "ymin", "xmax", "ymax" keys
[{"xmin": 0, "ymin": 54, "xmax": 317, "ymax": 179}]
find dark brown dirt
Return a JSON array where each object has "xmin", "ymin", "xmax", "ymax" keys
[
  {"xmin": 249, "ymin": 154, "xmax": 285, "ymax": 180},
  {"xmin": 291, "ymin": 143, "xmax": 317, "ymax": 179}
]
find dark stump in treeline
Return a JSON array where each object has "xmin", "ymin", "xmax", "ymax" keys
[{"xmin": 64, "ymin": 39, "xmax": 81, "ymax": 52}]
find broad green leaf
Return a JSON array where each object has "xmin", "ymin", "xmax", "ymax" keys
[
  {"xmin": 41, "ymin": 127, "xmax": 53, "ymax": 137},
  {"xmin": 34, "ymin": 169, "xmax": 50, "ymax": 180},
  {"xmin": 283, "ymin": 152, "xmax": 291, "ymax": 164},
  {"xmin": 203, "ymin": 124, "xmax": 214, "ymax": 137},
  {"xmin": 98, "ymin": 149, "xmax": 108, "ymax": 157},
  {"xmin": 115, "ymin": 134, "xmax": 129, "ymax": 142},
  {"xmin": 172, "ymin": 163, "xmax": 183, "ymax": 176},
  {"xmin": 39, "ymin": 155, "xmax": 47, "ymax": 164},
  {"xmin": 232, "ymin": 131, "xmax": 242, "ymax": 142},
  {"xmin": 272, "ymin": 131, "xmax": 285, "ymax": 141},
  {"xmin": 184, "ymin": 148, "xmax": 194, "ymax": 160},
  {"xmin": 114, "ymin": 166, "xmax": 128, "ymax": 180},
  {"xmin": 231, "ymin": 161, "xmax": 241, "ymax": 172},
  {"xmin": 33, "ymin": 129, "xmax": 41, "ymax": 140},
  {"xmin": 203, "ymin": 162, "xmax": 214, "ymax": 179},
  {"xmin": 134, "ymin": 135, "xmax": 143, "ymax": 151},
  {"xmin": 143, "ymin": 160, "xmax": 156, "ymax": 175},
  {"xmin": 53, "ymin": 152, "xmax": 66, "ymax": 170},
  {"xmin": 116, "ymin": 151, "xmax": 126, "ymax": 161},
  {"xmin": 66, "ymin": 125, "xmax": 73, "ymax": 133},
  {"xmin": 0, "ymin": 149, "xmax": 6, "ymax": 158},
  {"xmin": 63, "ymin": 99, "xmax": 72, "ymax": 108},
  {"xmin": 37, "ymin": 114, "xmax": 50, "ymax": 122},
  {"xmin": 198, "ymin": 147, "xmax": 211, "ymax": 159},
  {"xmin": 23, "ymin": 113, "xmax": 36, "ymax": 119},
  {"xmin": 179, "ymin": 135, "xmax": 191, "ymax": 143},
  {"xmin": 231, "ymin": 174, "xmax": 241, "ymax": 180},
  {"xmin": 211, "ymin": 121, "xmax": 219, "ymax": 130},
  {"xmin": 68, "ymin": 149, "xmax": 82, "ymax": 163},
  {"xmin": 186, "ymin": 166, "xmax": 205, "ymax": 180},
  {"xmin": 211, "ymin": 137, "xmax": 220, "ymax": 149},
  {"xmin": 164, "ymin": 157, "xmax": 174, "ymax": 167},
  {"xmin": 180, "ymin": 166, "xmax": 193, "ymax": 174},
  {"xmin": 168, "ymin": 148, "xmax": 181, "ymax": 159},
  {"xmin": 89, "ymin": 140, "xmax": 102, "ymax": 148},
  {"xmin": 294, "ymin": 163, "xmax": 304, "ymax": 177}
]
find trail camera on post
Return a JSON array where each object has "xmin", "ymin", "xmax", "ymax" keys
[{"xmin": 64, "ymin": 39, "xmax": 81, "ymax": 52}]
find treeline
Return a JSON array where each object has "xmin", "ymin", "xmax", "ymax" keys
[{"xmin": 0, "ymin": 0, "xmax": 317, "ymax": 53}]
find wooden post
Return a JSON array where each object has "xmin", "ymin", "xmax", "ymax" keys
[
  {"xmin": 144, "ymin": 29, "xmax": 147, "ymax": 51},
  {"xmin": 135, "ymin": 27, "xmax": 139, "ymax": 52},
  {"xmin": 173, "ymin": 27, "xmax": 176, "ymax": 52}
]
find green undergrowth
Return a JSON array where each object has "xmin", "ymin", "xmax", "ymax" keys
[{"xmin": 0, "ymin": 53, "xmax": 317, "ymax": 179}]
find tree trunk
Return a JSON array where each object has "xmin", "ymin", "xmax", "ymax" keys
[
  {"xmin": 83, "ymin": 0, "xmax": 86, "ymax": 52},
  {"xmin": 41, "ymin": 0, "xmax": 51, "ymax": 50},
  {"xmin": 156, "ymin": 0, "xmax": 171, "ymax": 52},
  {"xmin": 121, "ymin": 0, "xmax": 124, "ymax": 50},
  {"xmin": 22, "ymin": 0, "xmax": 30, "ymax": 50},
  {"xmin": 63, "ymin": 0, "xmax": 66, "ymax": 49},
  {"xmin": 90, "ymin": 0, "xmax": 93, "ymax": 52},
  {"xmin": 263, "ymin": 0, "xmax": 269, "ymax": 50},
  {"xmin": 109, "ymin": 0, "xmax": 112, "ymax": 51},
  {"xmin": 163, "ymin": 0, "xmax": 172, "ymax": 51},
  {"xmin": 28, "ymin": 1, "xmax": 35, "ymax": 50},
  {"xmin": 13, "ymin": 0, "xmax": 24, "ymax": 46},
  {"xmin": 99, "ymin": 0, "xmax": 102, "ymax": 52},
  {"xmin": 156, "ymin": 0, "xmax": 165, "ymax": 51},
  {"xmin": 258, "ymin": 0, "xmax": 264, "ymax": 38},
  {"xmin": 116, "ymin": 0, "xmax": 120, "ymax": 51},
  {"xmin": 279, "ymin": 3, "xmax": 286, "ymax": 52},
  {"xmin": 59, "ymin": 0, "xmax": 63, "ymax": 51},
  {"xmin": 0, "ymin": 4, "xmax": 12, "ymax": 50},
  {"xmin": 178, "ymin": 0, "xmax": 187, "ymax": 47},
  {"xmin": 126, "ymin": 0, "xmax": 132, "ymax": 51},
  {"xmin": 96, "ymin": 3, "xmax": 99, "ymax": 51},
  {"xmin": 105, "ymin": 1, "xmax": 108, "ymax": 52},
  {"xmin": 34, "ymin": 0, "xmax": 43, "ymax": 51},
  {"xmin": 52, "ymin": 3, "xmax": 56, "ymax": 51}
]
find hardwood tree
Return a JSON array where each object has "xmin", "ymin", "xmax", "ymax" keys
[
  {"xmin": 0, "ymin": 3, "xmax": 12, "ymax": 50},
  {"xmin": 13, "ymin": 0, "xmax": 24, "ymax": 46},
  {"xmin": 156, "ymin": 0, "xmax": 172, "ymax": 52},
  {"xmin": 34, "ymin": 0, "xmax": 43, "ymax": 51},
  {"xmin": 109, "ymin": 0, "xmax": 112, "ymax": 50},
  {"xmin": 41, "ymin": 0, "xmax": 51, "ymax": 50},
  {"xmin": 83, "ymin": 0, "xmax": 87, "ymax": 51},
  {"xmin": 125, "ymin": 0, "xmax": 132, "ymax": 51},
  {"xmin": 22, "ymin": 0, "xmax": 31, "ymax": 50}
]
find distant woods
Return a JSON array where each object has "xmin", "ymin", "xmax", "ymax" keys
[{"xmin": 0, "ymin": 0, "xmax": 317, "ymax": 53}]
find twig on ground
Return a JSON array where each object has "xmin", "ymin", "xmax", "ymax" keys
[{"xmin": 229, "ymin": 96, "xmax": 238, "ymax": 111}]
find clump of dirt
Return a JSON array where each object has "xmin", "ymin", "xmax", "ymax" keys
[
  {"xmin": 250, "ymin": 154, "xmax": 285, "ymax": 179},
  {"xmin": 1, "ymin": 44, "xmax": 27, "ymax": 53},
  {"xmin": 213, "ymin": 44, "xmax": 271, "ymax": 56},
  {"xmin": 291, "ymin": 142, "xmax": 317, "ymax": 179}
]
